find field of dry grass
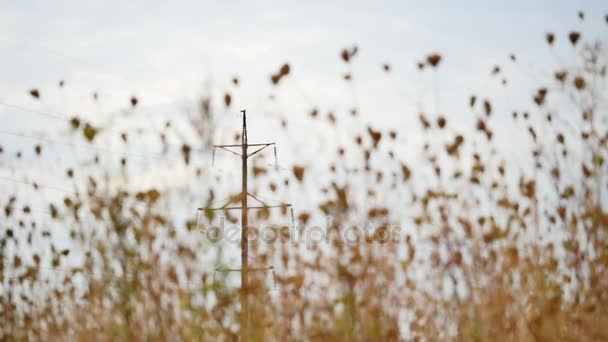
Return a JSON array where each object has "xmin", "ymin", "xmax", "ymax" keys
[{"xmin": 1, "ymin": 10, "xmax": 607, "ymax": 341}]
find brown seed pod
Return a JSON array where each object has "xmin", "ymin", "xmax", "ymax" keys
[
  {"xmin": 568, "ymin": 31, "xmax": 581, "ymax": 46},
  {"xmin": 555, "ymin": 70, "xmax": 567, "ymax": 82},
  {"xmin": 574, "ymin": 76, "xmax": 586, "ymax": 90},
  {"xmin": 426, "ymin": 53, "xmax": 442, "ymax": 67},
  {"xmin": 293, "ymin": 165, "xmax": 305, "ymax": 182},
  {"xmin": 437, "ymin": 116, "xmax": 446, "ymax": 129},
  {"xmin": 483, "ymin": 100, "xmax": 492, "ymax": 116},
  {"xmin": 224, "ymin": 93, "xmax": 231, "ymax": 107}
]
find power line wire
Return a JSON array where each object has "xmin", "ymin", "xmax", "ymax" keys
[
  {"xmin": 0, "ymin": 101, "xmax": 216, "ymax": 154},
  {"xmin": 0, "ymin": 175, "xmax": 178, "ymax": 208},
  {"xmin": 0, "ymin": 130, "xmax": 213, "ymax": 164},
  {"xmin": 0, "ymin": 101, "xmax": 67, "ymax": 120}
]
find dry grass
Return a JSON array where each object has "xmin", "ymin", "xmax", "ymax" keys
[{"xmin": 1, "ymin": 11, "xmax": 607, "ymax": 341}]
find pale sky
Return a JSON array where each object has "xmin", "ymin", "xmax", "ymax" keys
[
  {"xmin": 1, "ymin": 0, "xmax": 607, "ymax": 191},
  {"xmin": 2, "ymin": 1, "xmax": 606, "ymax": 130},
  {"xmin": 1, "ymin": 0, "xmax": 607, "ymax": 209}
]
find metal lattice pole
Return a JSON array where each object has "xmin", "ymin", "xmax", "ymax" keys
[{"xmin": 201, "ymin": 109, "xmax": 291, "ymax": 341}]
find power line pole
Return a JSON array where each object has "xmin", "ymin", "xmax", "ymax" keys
[
  {"xmin": 200, "ymin": 109, "xmax": 292, "ymax": 341},
  {"xmin": 240, "ymin": 109, "xmax": 249, "ymax": 335}
]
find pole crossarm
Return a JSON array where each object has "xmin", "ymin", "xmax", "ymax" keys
[
  {"xmin": 215, "ymin": 143, "xmax": 275, "ymax": 148},
  {"xmin": 197, "ymin": 204, "xmax": 291, "ymax": 211},
  {"xmin": 198, "ymin": 193, "xmax": 243, "ymax": 212},
  {"xmin": 247, "ymin": 192, "xmax": 269, "ymax": 206},
  {"xmin": 247, "ymin": 143, "xmax": 275, "ymax": 158},
  {"xmin": 213, "ymin": 143, "xmax": 275, "ymax": 159},
  {"xmin": 216, "ymin": 266, "xmax": 273, "ymax": 273},
  {"xmin": 212, "ymin": 265, "xmax": 276, "ymax": 289},
  {"xmin": 214, "ymin": 145, "xmax": 242, "ymax": 158}
]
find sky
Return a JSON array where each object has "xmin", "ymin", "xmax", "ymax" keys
[
  {"xmin": 1, "ymin": 0, "xmax": 607, "ymax": 215},
  {"xmin": 2, "ymin": 1, "xmax": 607, "ymax": 129},
  {"xmin": 0, "ymin": 0, "xmax": 605, "ymax": 188},
  {"xmin": 0, "ymin": 0, "xmax": 606, "ymax": 187},
  {"xmin": 1, "ymin": 0, "xmax": 607, "ymax": 199}
]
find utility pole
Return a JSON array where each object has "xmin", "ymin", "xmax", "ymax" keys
[
  {"xmin": 240, "ymin": 109, "xmax": 249, "ymax": 333},
  {"xmin": 200, "ymin": 110, "xmax": 292, "ymax": 341}
]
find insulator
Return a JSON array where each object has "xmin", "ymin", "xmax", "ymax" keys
[
  {"xmin": 273, "ymin": 145, "xmax": 278, "ymax": 170},
  {"xmin": 271, "ymin": 267, "xmax": 277, "ymax": 289},
  {"xmin": 212, "ymin": 148, "xmax": 216, "ymax": 167},
  {"xmin": 290, "ymin": 207, "xmax": 295, "ymax": 229}
]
